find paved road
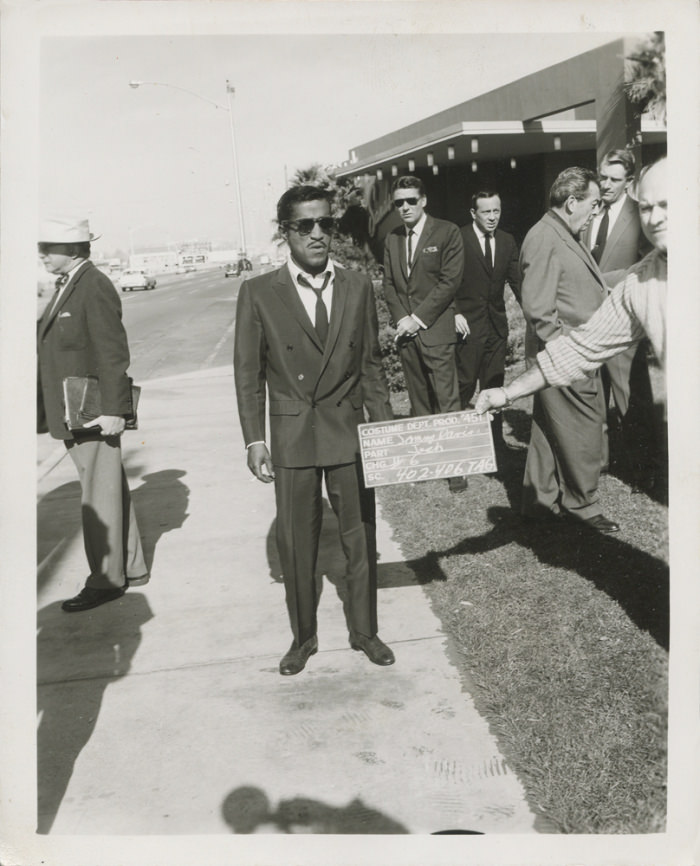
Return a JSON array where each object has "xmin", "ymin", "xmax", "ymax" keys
[{"xmin": 120, "ymin": 269, "xmax": 243, "ymax": 381}]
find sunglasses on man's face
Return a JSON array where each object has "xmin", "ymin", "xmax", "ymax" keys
[
  {"xmin": 282, "ymin": 217, "xmax": 336, "ymax": 236},
  {"xmin": 393, "ymin": 197, "xmax": 421, "ymax": 208}
]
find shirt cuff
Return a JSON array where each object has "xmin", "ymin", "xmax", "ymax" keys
[
  {"xmin": 246, "ymin": 440, "xmax": 266, "ymax": 450},
  {"xmin": 411, "ymin": 313, "xmax": 427, "ymax": 329}
]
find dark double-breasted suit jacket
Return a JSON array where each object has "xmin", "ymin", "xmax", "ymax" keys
[
  {"xmin": 234, "ymin": 264, "xmax": 393, "ymax": 467},
  {"xmin": 234, "ymin": 263, "xmax": 393, "ymax": 645},
  {"xmin": 37, "ymin": 261, "xmax": 133, "ymax": 440}
]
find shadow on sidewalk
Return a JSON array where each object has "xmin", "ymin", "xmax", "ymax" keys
[
  {"xmin": 36, "ymin": 592, "xmax": 154, "ymax": 834},
  {"xmin": 221, "ymin": 785, "xmax": 408, "ymax": 833},
  {"xmin": 37, "ymin": 481, "xmax": 83, "ymax": 593},
  {"xmin": 130, "ymin": 468, "xmax": 190, "ymax": 572},
  {"xmin": 436, "ymin": 504, "xmax": 669, "ymax": 650},
  {"xmin": 37, "ymin": 465, "xmax": 190, "ymax": 590},
  {"xmin": 264, "ymin": 500, "xmax": 448, "ymax": 597}
]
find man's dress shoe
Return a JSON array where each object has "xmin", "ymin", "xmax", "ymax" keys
[
  {"xmin": 350, "ymin": 634, "xmax": 395, "ymax": 666},
  {"xmin": 61, "ymin": 586, "xmax": 125, "ymax": 613},
  {"xmin": 576, "ymin": 513, "xmax": 621, "ymax": 533},
  {"xmin": 279, "ymin": 636, "xmax": 318, "ymax": 676}
]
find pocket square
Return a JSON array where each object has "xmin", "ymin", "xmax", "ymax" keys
[
  {"xmin": 423, "ymin": 246, "xmax": 438, "ymax": 253},
  {"xmin": 59, "ymin": 311, "xmax": 72, "ymax": 318}
]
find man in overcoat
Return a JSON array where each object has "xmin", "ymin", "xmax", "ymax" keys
[
  {"xmin": 37, "ymin": 217, "xmax": 148, "ymax": 611},
  {"xmin": 519, "ymin": 167, "xmax": 619, "ymax": 533},
  {"xmin": 234, "ymin": 186, "xmax": 395, "ymax": 675}
]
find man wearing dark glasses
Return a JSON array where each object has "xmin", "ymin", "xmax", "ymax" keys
[
  {"xmin": 382, "ymin": 176, "xmax": 467, "ymax": 492},
  {"xmin": 234, "ymin": 185, "xmax": 395, "ymax": 675}
]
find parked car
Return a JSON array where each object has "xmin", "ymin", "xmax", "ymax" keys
[
  {"xmin": 120, "ymin": 269, "xmax": 156, "ymax": 291},
  {"xmin": 224, "ymin": 262, "xmax": 241, "ymax": 278}
]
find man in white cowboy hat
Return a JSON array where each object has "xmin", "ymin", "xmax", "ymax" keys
[{"xmin": 37, "ymin": 216, "xmax": 149, "ymax": 611}]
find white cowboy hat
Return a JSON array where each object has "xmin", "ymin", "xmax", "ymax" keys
[{"xmin": 39, "ymin": 217, "xmax": 101, "ymax": 243}]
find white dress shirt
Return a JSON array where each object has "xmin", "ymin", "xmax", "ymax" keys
[
  {"xmin": 472, "ymin": 222, "xmax": 496, "ymax": 263},
  {"xmin": 49, "ymin": 258, "xmax": 87, "ymax": 315},
  {"xmin": 406, "ymin": 212, "xmax": 427, "ymax": 274},
  {"xmin": 588, "ymin": 193, "xmax": 628, "ymax": 246},
  {"xmin": 287, "ymin": 255, "xmax": 335, "ymax": 325}
]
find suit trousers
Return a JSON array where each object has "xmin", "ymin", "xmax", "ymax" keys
[
  {"xmin": 455, "ymin": 330, "xmax": 507, "ymax": 446},
  {"xmin": 602, "ymin": 340, "xmax": 659, "ymax": 485},
  {"xmin": 399, "ymin": 338, "xmax": 460, "ymax": 417},
  {"xmin": 274, "ymin": 460, "xmax": 378, "ymax": 646},
  {"xmin": 66, "ymin": 436, "xmax": 147, "ymax": 590},
  {"xmin": 521, "ymin": 376, "xmax": 606, "ymax": 520}
]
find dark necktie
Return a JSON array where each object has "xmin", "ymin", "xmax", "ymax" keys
[
  {"xmin": 592, "ymin": 206, "xmax": 609, "ymax": 264},
  {"xmin": 406, "ymin": 229, "xmax": 414, "ymax": 273},
  {"xmin": 299, "ymin": 272, "xmax": 331, "ymax": 345},
  {"xmin": 484, "ymin": 233, "xmax": 493, "ymax": 272}
]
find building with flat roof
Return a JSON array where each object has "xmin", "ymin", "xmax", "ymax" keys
[{"xmin": 336, "ymin": 38, "xmax": 666, "ymax": 249}]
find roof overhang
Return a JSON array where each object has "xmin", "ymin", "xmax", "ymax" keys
[{"xmin": 336, "ymin": 118, "xmax": 666, "ymax": 179}]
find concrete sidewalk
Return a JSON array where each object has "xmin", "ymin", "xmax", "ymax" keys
[{"xmin": 36, "ymin": 366, "xmax": 538, "ymax": 836}]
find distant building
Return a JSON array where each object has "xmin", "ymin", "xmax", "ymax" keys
[{"xmin": 336, "ymin": 39, "xmax": 666, "ymax": 250}]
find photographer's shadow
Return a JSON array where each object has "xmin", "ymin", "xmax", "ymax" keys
[{"xmin": 222, "ymin": 785, "xmax": 408, "ymax": 834}]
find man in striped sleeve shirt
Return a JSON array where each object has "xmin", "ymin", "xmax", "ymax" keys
[{"xmin": 475, "ymin": 158, "xmax": 667, "ymax": 492}]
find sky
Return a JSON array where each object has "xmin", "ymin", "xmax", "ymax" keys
[{"xmin": 39, "ymin": 30, "xmax": 626, "ymax": 258}]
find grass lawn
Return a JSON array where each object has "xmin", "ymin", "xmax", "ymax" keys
[{"xmin": 378, "ymin": 383, "xmax": 668, "ymax": 834}]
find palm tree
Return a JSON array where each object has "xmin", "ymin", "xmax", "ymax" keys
[{"xmin": 625, "ymin": 32, "xmax": 666, "ymax": 124}]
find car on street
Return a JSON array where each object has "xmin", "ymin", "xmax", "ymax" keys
[
  {"xmin": 120, "ymin": 269, "xmax": 156, "ymax": 292},
  {"xmin": 224, "ymin": 262, "xmax": 241, "ymax": 278}
]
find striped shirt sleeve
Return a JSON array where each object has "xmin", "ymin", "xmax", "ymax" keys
[{"xmin": 537, "ymin": 278, "xmax": 645, "ymax": 387}]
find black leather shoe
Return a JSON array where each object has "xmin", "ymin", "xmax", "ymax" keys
[
  {"xmin": 573, "ymin": 513, "xmax": 621, "ymax": 533},
  {"xmin": 279, "ymin": 636, "xmax": 318, "ymax": 676},
  {"xmin": 448, "ymin": 476, "xmax": 468, "ymax": 493},
  {"xmin": 61, "ymin": 586, "xmax": 125, "ymax": 612},
  {"xmin": 350, "ymin": 634, "xmax": 395, "ymax": 666}
]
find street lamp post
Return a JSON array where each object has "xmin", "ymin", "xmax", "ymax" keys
[{"xmin": 128, "ymin": 79, "xmax": 247, "ymax": 256}]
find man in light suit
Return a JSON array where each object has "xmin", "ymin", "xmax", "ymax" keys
[
  {"xmin": 520, "ymin": 167, "xmax": 618, "ymax": 533},
  {"xmin": 382, "ymin": 175, "xmax": 467, "ymax": 492},
  {"xmin": 234, "ymin": 186, "xmax": 395, "ymax": 675},
  {"xmin": 37, "ymin": 217, "xmax": 148, "ymax": 612},
  {"xmin": 584, "ymin": 149, "xmax": 657, "ymax": 491},
  {"xmin": 455, "ymin": 190, "xmax": 521, "ymax": 452}
]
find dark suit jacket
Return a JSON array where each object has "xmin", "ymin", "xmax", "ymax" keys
[
  {"xmin": 234, "ymin": 264, "xmax": 393, "ymax": 468},
  {"xmin": 520, "ymin": 211, "xmax": 607, "ymax": 363},
  {"xmin": 456, "ymin": 225, "xmax": 520, "ymax": 340},
  {"xmin": 382, "ymin": 215, "xmax": 464, "ymax": 346},
  {"xmin": 583, "ymin": 195, "xmax": 652, "ymax": 287},
  {"xmin": 37, "ymin": 261, "xmax": 133, "ymax": 440}
]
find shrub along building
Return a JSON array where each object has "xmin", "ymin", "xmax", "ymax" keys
[{"xmin": 335, "ymin": 39, "xmax": 666, "ymax": 252}]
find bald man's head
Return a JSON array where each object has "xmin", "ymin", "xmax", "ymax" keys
[{"xmin": 637, "ymin": 157, "xmax": 667, "ymax": 253}]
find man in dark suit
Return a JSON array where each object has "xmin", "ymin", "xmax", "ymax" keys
[
  {"xmin": 584, "ymin": 149, "xmax": 657, "ymax": 491},
  {"xmin": 37, "ymin": 217, "xmax": 148, "ymax": 611},
  {"xmin": 455, "ymin": 190, "xmax": 520, "ymax": 452},
  {"xmin": 520, "ymin": 167, "xmax": 619, "ymax": 533},
  {"xmin": 234, "ymin": 185, "xmax": 395, "ymax": 675},
  {"xmin": 382, "ymin": 175, "xmax": 466, "ymax": 492}
]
